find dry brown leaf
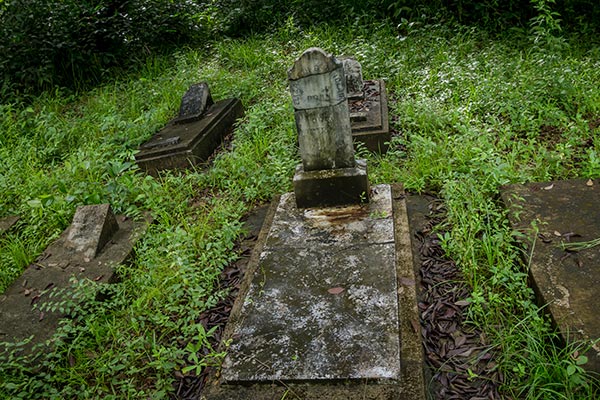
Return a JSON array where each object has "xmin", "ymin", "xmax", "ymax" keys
[
  {"xmin": 543, "ymin": 184, "xmax": 554, "ymax": 190},
  {"xmin": 553, "ymin": 230, "xmax": 562, "ymax": 237},
  {"xmin": 586, "ymin": 179, "xmax": 594, "ymax": 187},
  {"xmin": 327, "ymin": 287, "xmax": 344, "ymax": 295}
]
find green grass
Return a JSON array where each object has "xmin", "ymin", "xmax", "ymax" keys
[{"xmin": 1, "ymin": 18, "xmax": 600, "ymax": 399}]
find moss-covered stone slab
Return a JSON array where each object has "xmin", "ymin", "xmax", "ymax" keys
[
  {"xmin": 203, "ymin": 185, "xmax": 425, "ymax": 399},
  {"xmin": 501, "ymin": 179, "xmax": 600, "ymax": 373},
  {"xmin": 0, "ymin": 205, "xmax": 149, "ymax": 353},
  {"xmin": 135, "ymin": 98, "xmax": 244, "ymax": 174}
]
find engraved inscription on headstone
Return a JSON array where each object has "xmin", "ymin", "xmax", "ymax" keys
[{"xmin": 288, "ymin": 48, "xmax": 355, "ymax": 171}]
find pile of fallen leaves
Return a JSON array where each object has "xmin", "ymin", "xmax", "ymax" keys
[{"xmin": 415, "ymin": 200, "xmax": 503, "ymax": 399}]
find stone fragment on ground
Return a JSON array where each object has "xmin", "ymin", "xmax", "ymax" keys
[{"xmin": 502, "ymin": 179, "xmax": 600, "ymax": 373}]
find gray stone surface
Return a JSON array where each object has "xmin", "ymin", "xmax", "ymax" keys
[
  {"xmin": 0, "ymin": 205, "xmax": 149, "ymax": 353},
  {"xmin": 501, "ymin": 179, "xmax": 600, "ymax": 373},
  {"xmin": 64, "ymin": 204, "xmax": 119, "ymax": 259},
  {"xmin": 173, "ymin": 82, "xmax": 214, "ymax": 124},
  {"xmin": 204, "ymin": 185, "xmax": 426, "ymax": 400},
  {"xmin": 136, "ymin": 98, "xmax": 244, "ymax": 174},
  {"xmin": 0, "ymin": 215, "xmax": 19, "ymax": 235},
  {"xmin": 341, "ymin": 57, "xmax": 364, "ymax": 99},
  {"xmin": 221, "ymin": 185, "xmax": 400, "ymax": 382},
  {"xmin": 288, "ymin": 47, "xmax": 355, "ymax": 171}
]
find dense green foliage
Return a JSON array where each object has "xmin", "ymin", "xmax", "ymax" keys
[
  {"xmin": 0, "ymin": 0, "xmax": 205, "ymax": 98},
  {"xmin": 1, "ymin": 0, "xmax": 599, "ymax": 99},
  {"xmin": 1, "ymin": 17, "xmax": 600, "ymax": 398}
]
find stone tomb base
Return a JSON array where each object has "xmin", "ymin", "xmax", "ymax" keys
[
  {"xmin": 350, "ymin": 80, "xmax": 390, "ymax": 153},
  {"xmin": 203, "ymin": 185, "xmax": 425, "ymax": 400},
  {"xmin": 501, "ymin": 179, "xmax": 600, "ymax": 373},
  {"xmin": 293, "ymin": 159, "xmax": 369, "ymax": 209},
  {"xmin": 135, "ymin": 98, "xmax": 244, "ymax": 174}
]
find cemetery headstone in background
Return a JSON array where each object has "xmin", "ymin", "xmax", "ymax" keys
[
  {"xmin": 502, "ymin": 179, "xmax": 600, "ymax": 373},
  {"xmin": 203, "ymin": 48, "xmax": 425, "ymax": 400},
  {"xmin": 340, "ymin": 56, "xmax": 391, "ymax": 154},
  {"xmin": 0, "ymin": 204, "xmax": 149, "ymax": 354},
  {"xmin": 135, "ymin": 82, "xmax": 244, "ymax": 174}
]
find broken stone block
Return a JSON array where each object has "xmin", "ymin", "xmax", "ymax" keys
[
  {"xmin": 501, "ymin": 179, "xmax": 600, "ymax": 373},
  {"xmin": 135, "ymin": 83, "xmax": 244, "ymax": 174},
  {"xmin": 0, "ymin": 204, "xmax": 149, "ymax": 354},
  {"xmin": 65, "ymin": 204, "xmax": 119, "ymax": 260}
]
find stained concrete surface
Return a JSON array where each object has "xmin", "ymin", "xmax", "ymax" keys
[
  {"xmin": 204, "ymin": 185, "xmax": 425, "ymax": 399},
  {"xmin": 501, "ymin": 179, "xmax": 600, "ymax": 373}
]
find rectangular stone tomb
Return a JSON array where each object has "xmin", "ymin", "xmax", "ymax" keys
[
  {"xmin": 349, "ymin": 80, "xmax": 390, "ymax": 153},
  {"xmin": 221, "ymin": 185, "xmax": 400, "ymax": 383},
  {"xmin": 135, "ymin": 98, "xmax": 244, "ymax": 174},
  {"xmin": 501, "ymin": 179, "xmax": 600, "ymax": 373},
  {"xmin": 0, "ymin": 204, "xmax": 149, "ymax": 353}
]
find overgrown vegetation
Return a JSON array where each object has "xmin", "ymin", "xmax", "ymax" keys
[{"xmin": 1, "ymin": 3, "xmax": 600, "ymax": 399}]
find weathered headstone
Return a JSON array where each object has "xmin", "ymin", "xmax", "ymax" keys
[
  {"xmin": 341, "ymin": 57, "xmax": 364, "ymax": 100},
  {"xmin": 135, "ymin": 82, "xmax": 244, "ymax": 174},
  {"xmin": 173, "ymin": 82, "xmax": 214, "ymax": 124},
  {"xmin": 501, "ymin": 179, "xmax": 600, "ymax": 373},
  {"xmin": 289, "ymin": 48, "xmax": 369, "ymax": 208},
  {"xmin": 0, "ymin": 204, "xmax": 149, "ymax": 354}
]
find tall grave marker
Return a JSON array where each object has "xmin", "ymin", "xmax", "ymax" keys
[
  {"xmin": 204, "ymin": 48, "xmax": 425, "ymax": 400},
  {"xmin": 289, "ymin": 48, "xmax": 369, "ymax": 208}
]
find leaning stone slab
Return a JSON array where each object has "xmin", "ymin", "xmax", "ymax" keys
[
  {"xmin": 203, "ymin": 185, "xmax": 425, "ymax": 400},
  {"xmin": 0, "ymin": 215, "xmax": 19, "ymax": 235},
  {"xmin": 501, "ymin": 179, "xmax": 600, "ymax": 373},
  {"xmin": 136, "ymin": 83, "xmax": 244, "ymax": 174},
  {"xmin": 0, "ymin": 204, "xmax": 149, "ymax": 353}
]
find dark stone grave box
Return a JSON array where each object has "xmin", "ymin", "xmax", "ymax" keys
[
  {"xmin": 135, "ymin": 98, "xmax": 244, "ymax": 174},
  {"xmin": 349, "ymin": 79, "xmax": 390, "ymax": 154}
]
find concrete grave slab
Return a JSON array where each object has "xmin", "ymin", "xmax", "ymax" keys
[
  {"xmin": 501, "ymin": 179, "xmax": 600, "ymax": 373},
  {"xmin": 0, "ymin": 215, "xmax": 19, "ymax": 235},
  {"xmin": 0, "ymin": 204, "xmax": 149, "ymax": 353},
  {"xmin": 136, "ymin": 84, "xmax": 244, "ymax": 174},
  {"xmin": 203, "ymin": 185, "xmax": 425, "ymax": 399}
]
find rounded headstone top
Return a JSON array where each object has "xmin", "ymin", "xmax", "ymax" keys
[{"xmin": 288, "ymin": 47, "xmax": 342, "ymax": 80}]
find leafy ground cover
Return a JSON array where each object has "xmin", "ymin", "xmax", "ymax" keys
[{"xmin": 1, "ymin": 18, "xmax": 600, "ymax": 399}]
